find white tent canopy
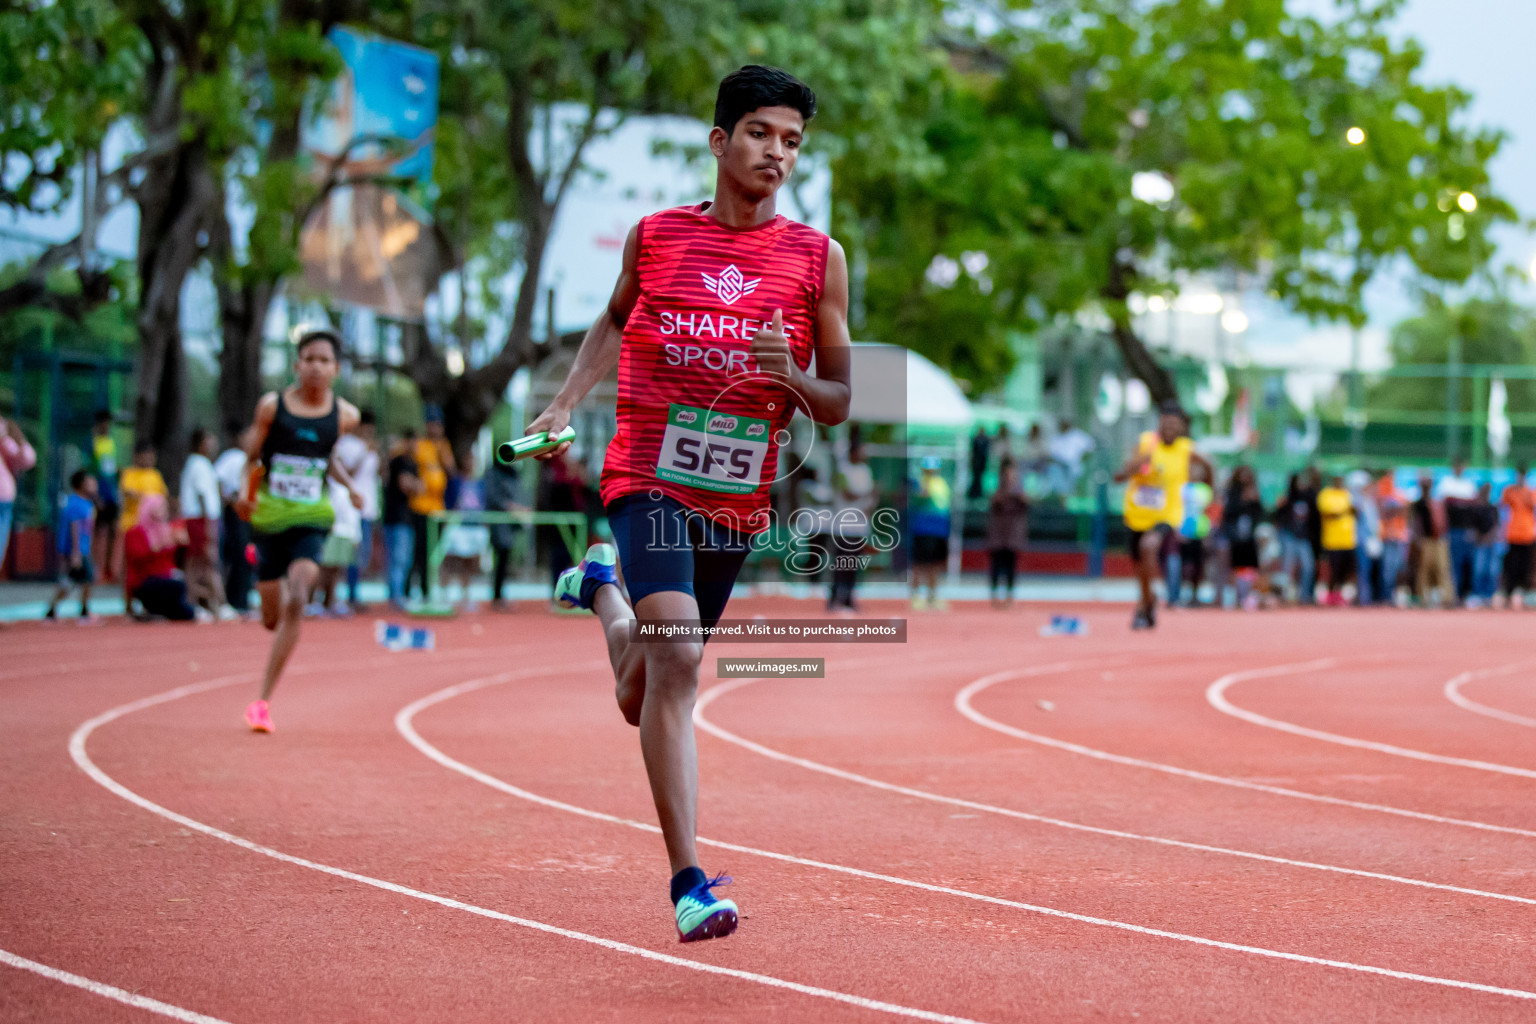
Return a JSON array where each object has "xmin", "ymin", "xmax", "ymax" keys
[{"xmin": 845, "ymin": 342, "xmax": 972, "ymax": 428}]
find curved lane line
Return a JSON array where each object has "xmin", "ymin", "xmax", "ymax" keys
[
  {"xmin": 0, "ymin": 947, "xmax": 234, "ymax": 1024},
  {"xmin": 1445, "ymin": 666, "xmax": 1536, "ymax": 729},
  {"xmin": 684, "ymin": 668, "xmax": 1536, "ymax": 1000},
  {"xmin": 691, "ymin": 669, "xmax": 1536, "ymax": 904},
  {"xmin": 1208, "ymin": 664, "xmax": 1536, "ymax": 779},
  {"xmin": 958, "ymin": 661, "xmax": 1536, "ymax": 839},
  {"xmin": 69, "ymin": 671, "xmax": 989, "ymax": 1024}
]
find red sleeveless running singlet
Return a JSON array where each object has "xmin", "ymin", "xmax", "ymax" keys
[{"xmin": 599, "ymin": 203, "xmax": 829, "ymax": 534}]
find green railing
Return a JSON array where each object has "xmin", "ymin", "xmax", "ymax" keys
[{"xmin": 425, "ymin": 510, "xmax": 587, "ymax": 600}]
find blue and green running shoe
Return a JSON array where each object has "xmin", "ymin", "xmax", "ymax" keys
[
  {"xmin": 554, "ymin": 543, "xmax": 619, "ymax": 610},
  {"xmin": 675, "ymin": 873, "xmax": 738, "ymax": 943}
]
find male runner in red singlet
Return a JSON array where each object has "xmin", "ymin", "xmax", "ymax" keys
[
  {"xmin": 237, "ymin": 328, "xmax": 364, "ymax": 733},
  {"xmin": 526, "ymin": 66, "xmax": 852, "ymax": 942}
]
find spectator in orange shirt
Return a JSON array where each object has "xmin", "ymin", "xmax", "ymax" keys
[
  {"xmin": 1375, "ymin": 470, "xmax": 1410, "ymax": 605},
  {"xmin": 1500, "ymin": 462, "xmax": 1535, "ymax": 607}
]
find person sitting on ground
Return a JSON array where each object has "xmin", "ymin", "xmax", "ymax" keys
[
  {"xmin": 124, "ymin": 493, "xmax": 202, "ymax": 621},
  {"xmin": 46, "ymin": 470, "xmax": 98, "ymax": 622},
  {"xmin": 985, "ymin": 459, "xmax": 1028, "ymax": 609},
  {"xmin": 116, "ymin": 440, "xmax": 168, "ymax": 590},
  {"xmin": 1317, "ymin": 473, "xmax": 1357, "ymax": 607}
]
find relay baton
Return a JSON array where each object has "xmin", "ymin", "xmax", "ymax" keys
[{"xmin": 497, "ymin": 426, "xmax": 576, "ymax": 464}]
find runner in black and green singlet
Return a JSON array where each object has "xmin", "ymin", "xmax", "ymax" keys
[{"xmin": 237, "ymin": 328, "xmax": 363, "ymax": 733}]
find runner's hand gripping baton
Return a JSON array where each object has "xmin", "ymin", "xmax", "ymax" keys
[{"xmin": 497, "ymin": 426, "xmax": 576, "ymax": 464}]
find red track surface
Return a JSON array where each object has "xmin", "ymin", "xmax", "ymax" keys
[{"xmin": 4, "ymin": 602, "xmax": 1535, "ymax": 1022}]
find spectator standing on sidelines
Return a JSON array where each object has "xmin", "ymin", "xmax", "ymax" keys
[
  {"xmin": 910, "ymin": 456, "xmax": 952, "ymax": 609},
  {"xmin": 1411, "ymin": 472, "xmax": 1452, "ymax": 606},
  {"xmin": 440, "ymin": 454, "xmax": 490, "ymax": 612},
  {"xmin": 1470, "ymin": 482, "xmax": 1500, "ymax": 607},
  {"xmin": 89, "ymin": 411, "xmax": 121, "ymax": 579},
  {"xmin": 1223, "ymin": 466, "xmax": 1266, "ymax": 611},
  {"xmin": 408, "ymin": 408, "xmax": 455, "ymax": 599},
  {"xmin": 1376, "ymin": 470, "xmax": 1410, "ymax": 605},
  {"xmin": 1347, "ymin": 470, "xmax": 1382, "ymax": 606},
  {"xmin": 985, "ymin": 460, "xmax": 1028, "ymax": 608},
  {"xmin": 181, "ymin": 427, "xmax": 234, "ymax": 619},
  {"xmin": 483, "ymin": 457, "xmax": 526, "ymax": 609},
  {"xmin": 1171, "ymin": 465, "xmax": 1213, "ymax": 606},
  {"xmin": 45, "ymin": 470, "xmax": 98, "ymax": 622},
  {"xmin": 0, "ymin": 414, "xmax": 36, "ymax": 574},
  {"xmin": 382, "ymin": 431, "xmax": 422, "ymax": 610},
  {"xmin": 309, "ymin": 478, "xmax": 363, "ymax": 617},
  {"xmin": 1436, "ymin": 459, "xmax": 1478, "ymax": 605},
  {"xmin": 1500, "ymin": 463, "xmax": 1535, "ymax": 608},
  {"xmin": 215, "ymin": 425, "xmax": 255, "ymax": 614},
  {"xmin": 1317, "ymin": 473, "xmax": 1357, "ymax": 606},
  {"xmin": 1275, "ymin": 469, "xmax": 1319, "ymax": 604},
  {"xmin": 828, "ymin": 438, "xmax": 878, "ymax": 612},
  {"xmin": 1047, "ymin": 417, "xmax": 1096, "ymax": 497},
  {"xmin": 539, "ymin": 449, "xmax": 588, "ymax": 587},
  {"xmin": 967, "ymin": 425, "xmax": 989, "ymax": 499},
  {"xmin": 334, "ymin": 408, "xmax": 379, "ymax": 609}
]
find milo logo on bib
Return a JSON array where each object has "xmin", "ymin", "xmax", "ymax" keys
[{"xmin": 656, "ymin": 403, "xmax": 771, "ymax": 495}]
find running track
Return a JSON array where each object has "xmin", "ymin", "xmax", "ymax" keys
[{"xmin": 3, "ymin": 602, "xmax": 1534, "ymax": 1022}]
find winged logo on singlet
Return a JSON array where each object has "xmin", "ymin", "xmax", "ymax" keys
[{"xmin": 701, "ymin": 264, "xmax": 760, "ymax": 306}]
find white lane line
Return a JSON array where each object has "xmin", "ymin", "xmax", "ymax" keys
[
  {"xmin": 957, "ymin": 661, "xmax": 1536, "ymax": 839},
  {"xmin": 685, "ymin": 670, "xmax": 1536, "ymax": 1000},
  {"xmin": 726, "ymin": 662, "xmax": 1536, "ymax": 905},
  {"xmin": 1208, "ymin": 665, "xmax": 1536, "ymax": 780},
  {"xmin": 692, "ymin": 671, "xmax": 1536, "ymax": 902},
  {"xmin": 0, "ymin": 948, "xmax": 234, "ymax": 1024},
  {"xmin": 69, "ymin": 673, "xmax": 989, "ymax": 1024},
  {"xmin": 1445, "ymin": 665, "xmax": 1536, "ymax": 729}
]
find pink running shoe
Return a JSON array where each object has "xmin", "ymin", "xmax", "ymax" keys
[{"xmin": 245, "ymin": 699, "xmax": 273, "ymax": 733}]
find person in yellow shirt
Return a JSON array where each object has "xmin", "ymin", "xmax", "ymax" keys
[
  {"xmin": 1114, "ymin": 401, "xmax": 1211, "ymax": 629},
  {"xmin": 1316, "ymin": 473, "xmax": 1357, "ymax": 607},
  {"xmin": 407, "ymin": 406, "xmax": 456, "ymax": 598},
  {"xmin": 115, "ymin": 441, "xmax": 168, "ymax": 584}
]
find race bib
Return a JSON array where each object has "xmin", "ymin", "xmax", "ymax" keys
[
  {"xmin": 268, "ymin": 453, "xmax": 326, "ymax": 504},
  {"xmin": 655, "ymin": 404, "xmax": 770, "ymax": 495},
  {"xmin": 1133, "ymin": 485, "xmax": 1166, "ymax": 511}
]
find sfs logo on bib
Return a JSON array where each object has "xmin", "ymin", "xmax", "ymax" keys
[{"xmin": 656, "ymin": 403, "xmax": 770, "ymax": 495}]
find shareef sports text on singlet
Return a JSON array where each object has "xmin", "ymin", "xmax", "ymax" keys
[{"xmin": 600, "ymin": 203, "xmax": 830, "ymax": 531}]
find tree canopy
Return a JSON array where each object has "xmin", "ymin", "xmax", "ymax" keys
[{"xmin": 0, "ymin": 0, "xmax": 1517, "ymax": 454}]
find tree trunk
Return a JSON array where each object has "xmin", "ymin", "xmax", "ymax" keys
[
  {"xmin": 132, "ymin": 142, "xmax": 219, "ymax": 492},
  {"xmin": 1102, "ymin": 258, "xmax": 1178, "ymax": 407},
  {"xmin": 215, "ymin": 271, "xmax": 276, "ymax": 436}
]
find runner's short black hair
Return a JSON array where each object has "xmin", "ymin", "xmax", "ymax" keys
[
  {"xmin": 1157, "ymin": 398, "xmax": 1186, "ymax": 419},
  {"xmin": 714, "ymin": 65, "xmax": 817, "ymax": 138},
  {"xmin": 69, "ymin": 468, "xmax": 90, "ymax": 490},
  {"xmin": 94, "ymin": 409, "xmax": 112, "ymax": 426},
  {"xmin": 359, "ymin": 407, "xmax": 376, "ymax": 426},
  {"xmin": 294, "ymin": 327, "xmax": 342, "ymax": 359}
]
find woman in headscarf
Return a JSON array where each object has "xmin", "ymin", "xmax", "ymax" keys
[{"xmin": 123, "ymin": 493, "xmax": 199, "ymax": 621}]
